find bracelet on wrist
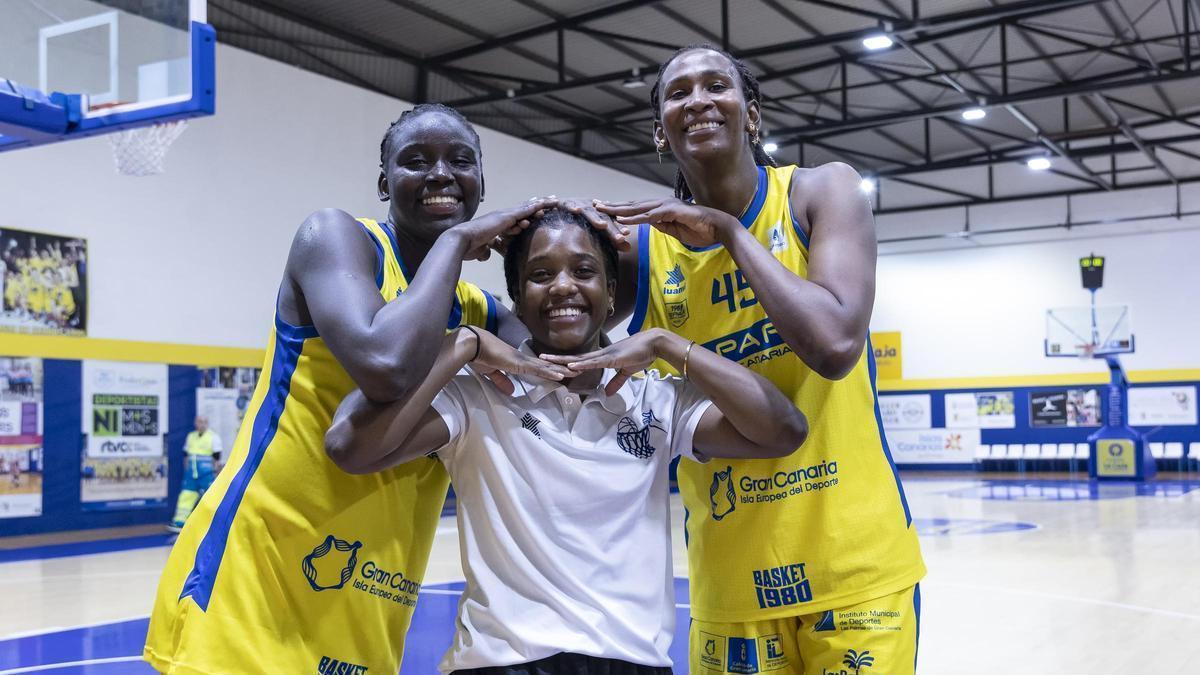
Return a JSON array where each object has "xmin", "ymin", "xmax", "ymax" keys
[
  {"xmin": 462, "ymin": 325, "xmax": 482, "ymax": 362},
  {"xmin": 682, "ymin": 340, "xmax": 696, "ymax": 380}
]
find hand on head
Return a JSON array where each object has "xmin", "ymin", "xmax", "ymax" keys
[{"xmin": 451, "ymin": 196, "xmax": 559, "ymax": 261}]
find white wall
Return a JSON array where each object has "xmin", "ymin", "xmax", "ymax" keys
[
  {"xmin": 0, "ymin": 42, "xmax": 662, "ymax": 348},
  {"xmin": 873, "ymin": 222, "xmax": 1200, "ymax": 378}
]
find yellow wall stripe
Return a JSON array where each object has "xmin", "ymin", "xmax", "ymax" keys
[{"xmin": 1, "ymin": 334, "xmax": 262, "ymax": 367}]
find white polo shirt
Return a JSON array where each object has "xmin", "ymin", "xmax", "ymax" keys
[{"xmin": 429, "ymin": 345, "xmax": 713, "ymax": 673}]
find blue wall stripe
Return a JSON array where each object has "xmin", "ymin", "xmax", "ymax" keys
[
  {"xmin": 627, "ymin": 224, "xmax": 650, "ymax": 336},
  {"xmin": 867, "ymin": 339, "xmax": 914, "ymax": 526},
  {"xmin": 0, "ymin": 534, "xmax": 174, "ymax": 563},
  {"xmin": 178, "ymin": 325, "xmax": 306, "ymax": 611},
  {"xmin": 0, "ymin": 363, "xmax": 196, "ymax": 537}
]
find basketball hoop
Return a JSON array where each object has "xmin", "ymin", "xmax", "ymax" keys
[
  {"xmin": 107, "ymin": 120, "xmax": 188, "ymax": 176},
  {"xmin": 1077, "ymin": 343, "xmax": 1097, "ymax": 360}
]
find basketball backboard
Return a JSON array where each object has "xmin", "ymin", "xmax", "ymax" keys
[
  {"xmin": 0, "ymin": 0, "xmax": 213, "ymax": 152},
  {"xmin": 1045, "ymin": 305, "xmax": 1134, "ymax": 358}
]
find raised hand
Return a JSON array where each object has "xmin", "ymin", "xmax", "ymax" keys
[
  {"xmin": 450, "ymin": 196, "xmax": 558, "ymax": 260},
  {"xmin": 468, "ymin": 328, "xmax": 574, "ymax": 395},
  {"xmin": 594, "ymin": 198, "xmax": 736, "ymax": 249},
  {"xmin": 539, "ymin": 329, "xmax": 669, "ymax": 396}
]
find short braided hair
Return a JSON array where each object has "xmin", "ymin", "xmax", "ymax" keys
[
  {"xmin": 379, "ymin": 103, "xmax": 481, "ymax": 168},
  {"xmin": 650, "ymin": 44, "xmax": 777, "ymax": 200},
  {"xmin": 502, "ymin": 208, "xmax": 619, "ymax": 309}
]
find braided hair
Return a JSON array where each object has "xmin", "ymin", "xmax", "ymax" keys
[
  {"xmin": 503, "ymin": 208, "xmax": 619, "ymax": 310},
  {"xmin": 650, "ymin": 44, "xmax": 777, "ymax": 201},
  {"xmin": 378, "ymin": 103, "xmax": 481, "ymax": 168}
]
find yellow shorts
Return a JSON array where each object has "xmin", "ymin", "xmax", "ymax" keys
[{"xmin": 690, "ymin": 584, "xmax": 920, "ymax": 675}]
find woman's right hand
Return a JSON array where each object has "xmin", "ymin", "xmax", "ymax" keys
[
  {"xmin": 449, "ymin": 197, "xmax": 559, "ymax": 260},
  {"xmin": 462, "ymin": 328, "xmax": 574, "ymax": 395}
]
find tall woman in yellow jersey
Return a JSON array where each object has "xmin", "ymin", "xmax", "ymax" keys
[
  {"xmin": 595, "ymin": 46, "xmax": 926, "ymax": 675},
  {"xmin": 144, "ymin": 104, "xmax": 556, "ymax": 675}
]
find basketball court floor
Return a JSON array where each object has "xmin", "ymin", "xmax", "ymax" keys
[{"xmin": 3, "ymin": 473, "xmax": 1199, "ymax": 675}]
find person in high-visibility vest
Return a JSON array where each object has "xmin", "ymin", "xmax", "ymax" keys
[{"xmin": 168, "ymin": 415, "xmax": 223, "ymax": 532}]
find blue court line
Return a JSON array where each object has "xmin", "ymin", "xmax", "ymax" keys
[
  {"xmin": 0, "ymin": 534, "xmax": 175, "ymax": 564},
  {"xmin": 0, "ymin": 580, "xmax": 694, "ymax": 674}
]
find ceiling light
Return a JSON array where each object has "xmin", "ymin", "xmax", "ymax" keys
[
  {"xmin": 762, "ymin": 142, "xmax": 779, "ymax": 152},
  {"xmin": 961, "ymin": 108, "xmax": 986, "ymax": 121},
  {"xmin": 862, "ymin": 34, "xmax": 893, "ymax": 50},
  {"xmin": 860, "ymin": 178, "xmax": 876, "ymax": 193},
  {"xmin": 1027, "ymin": 157, "xmax": 1052, "ymax": 171},
  {"xmin": 621, "ymin": 68, "xmax": 645, "ymax": 89}
]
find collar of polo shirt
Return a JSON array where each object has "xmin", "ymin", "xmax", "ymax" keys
[{"xmin": 509, "ymin": 340, "xmax": 637, "ymax": 415}]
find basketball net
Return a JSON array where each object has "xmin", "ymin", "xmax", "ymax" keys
[
  {"xmin": 1077, "ymin": 343, "xmax": 1097, "ymax": 360},
  {"xmin": 107, "ymin": 120, "xmax": 188, "ymax": 176}
]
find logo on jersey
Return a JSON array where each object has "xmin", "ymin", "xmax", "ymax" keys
[
  {"xmin": 767, "ymin": 221, "xmax": 788, "ymax": 253},
  {"xmin": 726, "ymin": 637, "xmax": 759, "ymax": 674},
  {"xmin": 664, "ymin": 264, "xmax": 686, "ymax": 294},
  {"xmin": 663, "ymin": 264, "xmax": 689, "ymax": 327},
  {"xmin": 753, "ymin": 562, "xmax": 813, "ymax": 609},
  {"xmin": 666, "ymin": 300, "xmax": 689, "ymax": 327},
  {"xmin": 302, "ymin": 535, "xmax": 361, "ymax": 591},
  {"xmin": 703, "ymin": 318, "xmax": 792, "ymax": 366},
  {"xmin": 710, "ymin": 465, "xmax": 736, "ymax": 520},
  {"xmin": 826, "ymin": 649, "xmax": 874, "ymax": 674},
  {"xmin": 520, "ymin": 412, "xmax": 543, "ymax": 439},
  {"xmin": 616, "ymin": 410, "xmax": 663, "ymax": 459},
  {"xmin": 318, "ymin": 655, "xmax": 369, "ymax": 674}
]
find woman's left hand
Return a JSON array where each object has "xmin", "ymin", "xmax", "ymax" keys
[
  {"xmin": 539, "ymin": 330, "xmax": 664, "ymax": 396},
  {"xmin": 594, "ymin": 198, "xmax": 734, "ymax": 249}
]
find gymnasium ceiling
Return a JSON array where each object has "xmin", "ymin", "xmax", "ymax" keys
[{"xmin": 180, "ymin": 0, "xmax": 1200, "ymax": 243}]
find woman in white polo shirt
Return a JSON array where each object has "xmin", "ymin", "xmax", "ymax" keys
[{"xmin": 325, "ymin": 208, "xmax": 808, "ymax": 675}]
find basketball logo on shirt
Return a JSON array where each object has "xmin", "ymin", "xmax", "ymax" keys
[
  {"xmin": 710, "ymin": 465, "xmax": 736, "ymax": 520},
  {"xmin": 616, "ymin": 410, "xmax": 664, "ymax": 459}
]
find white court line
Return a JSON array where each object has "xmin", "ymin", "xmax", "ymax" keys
[
  {"xmin": 0, "ymin": 615, "xmax": 147, "ymax": 641},
  {"xmin": 0, "ymin": 655, "xmax": 142, "ymax": 674},
  {"xmin": 935, "ymin": 580, "xmax": 1200, "ymax": 621}
]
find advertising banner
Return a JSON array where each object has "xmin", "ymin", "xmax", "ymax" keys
[
  {"xmin": 878, "ymin": 394, "xmax": 932, "ymax": 430},
  {"xmin": 945, "ymin": 391, "xmax": 1016, "ymax": 429},
  {"xmin": 0, "ymin": 357, "xmax": 43, "ymax": 519},
  {"xmin": 80, "ymin": 361, "xmax": 168, "ymax": 510},
  {"xmin": 1, "ymin": 227, "xmax": 87, "ymax": 335},
  {"xmin": 870, "ymin": 331, "xmax": 902, "ymax": 380},
  {"xmin": 887, "ymin": 428, "xmax": 980, "ymax": 464},
  {"xmin": 1030, "ymin": 389, "xmax": 1101, "ymax": 427},
  {"xmin": 1128, "ymin": 386, "xmax": 1197, "ymax": 426}
]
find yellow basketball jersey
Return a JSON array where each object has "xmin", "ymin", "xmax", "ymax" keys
[
  {"xmin": 632, "ymin": 165, "xmax": 925, "ymax": 622},
  {"xmin": 145, "ymin": 218, "xmax": 498, "ymax": 674}
]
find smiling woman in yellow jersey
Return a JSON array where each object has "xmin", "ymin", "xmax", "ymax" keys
[
  {"xmin": 144, "ymin": 104, "xmax": 555, "ymax": 675},
  {"xmin": 598, "ymin": 46, "xmax": 925, "ymax": 675}
]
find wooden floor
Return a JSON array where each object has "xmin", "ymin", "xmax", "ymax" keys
[{"xmin": 2, "ymin": 473, "xmax": 1199, "ymax": 674}]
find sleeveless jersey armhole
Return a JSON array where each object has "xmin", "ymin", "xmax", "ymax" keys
[{"xmin": 786, "ymin": 168, "xmax": 812, "ymax": 251}]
